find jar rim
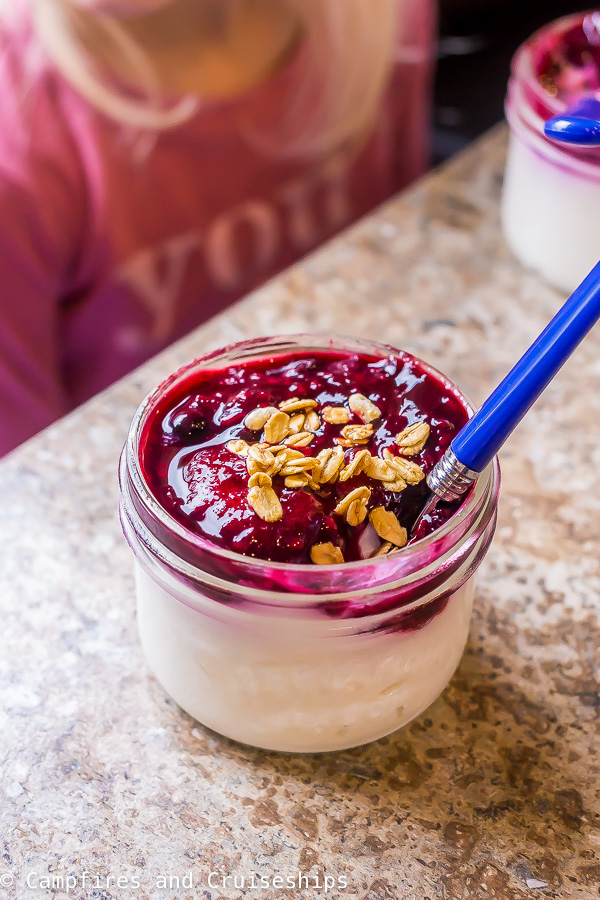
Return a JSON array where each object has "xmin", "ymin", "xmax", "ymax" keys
[{"xmin": 121, "ymin": 334, "xmax": 500, "ymax": 592}]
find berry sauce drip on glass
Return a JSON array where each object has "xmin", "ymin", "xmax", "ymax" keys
[{"xmin": 140, "ymin": 350, "xmax": 469, "ymax": 564}]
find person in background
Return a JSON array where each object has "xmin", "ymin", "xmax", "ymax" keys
[{"xmin": 0, "ymin": 0, "xmax": 435, "ymax": 456}]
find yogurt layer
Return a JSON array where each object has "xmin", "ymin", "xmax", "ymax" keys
[{"xmin": 135, "ymin": 561, "xmax": 475, "ymax": 753}]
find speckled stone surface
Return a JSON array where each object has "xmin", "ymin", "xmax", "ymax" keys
[{"xmin": 2, "ymin": 126, "xmax": 600, "ymax": 900}]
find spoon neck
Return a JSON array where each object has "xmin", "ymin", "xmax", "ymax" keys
[{"xmin": 426, "ymin": 449, "xmax": 479, "ymax": 502}]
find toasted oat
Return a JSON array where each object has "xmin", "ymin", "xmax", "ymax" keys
[
  {"xmin": 314, "ymin": 446, "xmax": 345, "ymax": 484},
  {"xmin": 374, "ymin": 541, "xmax": 394, "ymax": 557},
  {"xmin": 226, "ymin": 439, "xmax": 249, "ymax": 457},
  {"xmin": 383, "ymin": 448, "xmax": 425, "ymax": 484},
  {"xmin": 245, "ymin": 406, "xmax": 279, "ymax": 431},
  {"xmin": 369, "ymin": 507, "xmax": 408, "ymax": 547},
  {"xmin": 269, "ymin": 454, "xmax": 288, "ymax": 476},
  {"xmin": 304, "ymin": 410, "xmax": 320, "ymax": 432},
  {"xmin": 345, "ymin": 495, "xmax": 369, "ymax": 526},
  {"xmin": 339, "ymin": 423, "xmax": 374, "ymax": 445},
  {"xmin": 247, "ymin": 484, "xmax": 283, "ymax": 522},
  {"xmin": 247, "ymin": 444, "xmax": 275, "ymax": 469},
  {"xmin": 334, "ymin": 485, "xmax": 371, "ymax": 518},
  {"xmin": 322, "ymin": 406, "xmax": 350, "ymax": 425},
  {"xmin": 395, "ymin": 421, "xmax": 430, "ymax": 456},
  {"xmin": 281, "ymin": 456, "xmax": 318, "ymax": 477},
  {"xmin": 279, "ymin": 397, "xmax": 318, "ymax": 413},
  {"xmin": 284, "ymin": 431, "xmax": 314, "ymax": 448},
  {"xmin": 280, "ymin": 464, "xmax": 317, "ymax": 479},
  {"xmin": 349, "ymin": 393, "xmax": 381, "ymax": 424},
  {"xmin": 339, "ymin": 448, "xmax": 370, "ymax": 482},
  {"xmin": 281, "ymin": 448, "xmax": 305, "ymax": 461},
  {"xmin": 287, "ymin": 413, "xmax": 306, "ymax": 435},
  {"xmin": 386, "ymin": 479, "xmax": 408, "ymax": 492},
  {"xmin": 264, "ymin": 411, "xmax": 290, "ymax": 444},
  {"xmin": 284, "ymin": 473, "xmax": 309, "ymax": 489},
  {"xmin": 248, "ymin": 472, "xmax": 272, "ymax": 489},
  {"xmin": 310, "ymin": 542, "xmax": 344, "ymax": 565},
  {"xmin": 365, "ymin": 455, "xmax": 396, "ymax": 482}
]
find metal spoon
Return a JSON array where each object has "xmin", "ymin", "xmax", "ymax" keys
[{"xmin": 412, "ymin": 257, "xmax": 600, "ymax": 535}]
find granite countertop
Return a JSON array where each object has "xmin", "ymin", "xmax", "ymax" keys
[{"xmin": 2, "ymin": 126, "xmax": 600, "ymax": 900}]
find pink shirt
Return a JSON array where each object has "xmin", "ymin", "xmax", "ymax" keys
[{"xmin": 0, "ymin": 1, "xmax": 434, "ymax": 456}]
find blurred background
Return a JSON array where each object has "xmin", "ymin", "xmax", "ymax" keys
[{"xmin": 433, "ymin": 0, "xmax": 586, "ymax": 162}]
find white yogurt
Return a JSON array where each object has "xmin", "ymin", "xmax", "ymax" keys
[
  {"xmin": 135, "ymin": 561, "xmax": 475, "ymax": 753},
  {"xmin": 502, "ymin": 128, "xmax": 600, "ymax": 294}
]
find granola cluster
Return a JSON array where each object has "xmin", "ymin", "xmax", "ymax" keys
[{"xmin": 226, "ymin": 393, "xmax": 431, "ymax": 564}]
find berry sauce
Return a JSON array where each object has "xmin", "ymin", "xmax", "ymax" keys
[
  {"xmin": 140, "ymin": 349, "xmax": 469, "ymax": 564},
  {"xmin": 533, "ymin": 14, "xmax": 600, "ymax": 115}
]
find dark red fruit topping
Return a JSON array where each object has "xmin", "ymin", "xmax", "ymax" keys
[{"xmin": 140, "ymin": 349, "xmax": 469, "ymax": 564}]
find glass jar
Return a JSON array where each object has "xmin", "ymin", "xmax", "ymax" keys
[
  {"xmin": 502, "ymin": 12, "xmax": 600, "ymax": 293},
  {"xmin": 119, "ymin": 335, "xmax": 500, "ymax": 753}
]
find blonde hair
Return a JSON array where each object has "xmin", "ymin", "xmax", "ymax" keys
[{"xmin": 15, "ymin": 0, "xmax": 400, "ymax": 156}]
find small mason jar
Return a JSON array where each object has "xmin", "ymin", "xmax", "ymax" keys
[
  {"xmin": 119, "ymin": 335, "xmax": 500, "ymax": 753},
  {"xmin": 502, "ymin": 12, "xmax": 600, "ymax": 293}
]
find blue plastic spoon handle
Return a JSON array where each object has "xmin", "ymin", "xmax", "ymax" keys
[
  {"xmin": 545, "ymin": 97, "xmax": 600, "ymax": 146},
  {"xmin": 544, "ymin": 116, "xmax": 600, "ymax": 145},
  {"xmin": 451, "ymin": 258, "xmax": 600, "ymax": 472}
]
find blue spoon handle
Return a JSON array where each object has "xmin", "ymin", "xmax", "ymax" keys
[
  {"xmin": 451, "ymin": 257, "xmax": 600, "ymax": 473},
  {"xmin": 545, "ymin": 116, "xmax": 600, "ymax": 145},
  {"xmin": 545, "ymin": 97, "xmax": 600, "ymax": 146}
]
